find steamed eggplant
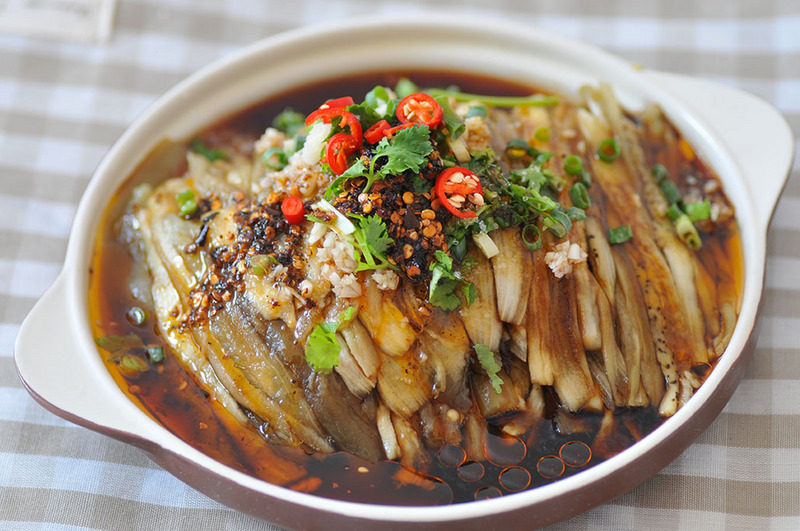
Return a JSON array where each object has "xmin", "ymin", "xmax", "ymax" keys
[{"xmin": 105, "ymin": 79, "xmax": 740, "ymax": 472}]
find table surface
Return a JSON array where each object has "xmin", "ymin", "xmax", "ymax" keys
[{"xmin": 2, "ymin": 1, "xmax": 798, "ymax": 529}]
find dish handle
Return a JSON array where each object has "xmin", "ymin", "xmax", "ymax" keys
[
  {"xmin": 643, "ymin": 70, "xmax": 794, "ymax": 230},
  {"xmin": 14, "ymin": 273, "xmax": 153, "ymax": 440}
]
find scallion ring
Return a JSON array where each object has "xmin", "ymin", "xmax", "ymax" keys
[
  {"xmin": 521, "ymin": 223, "xmax": 542, "ymax": 251},
  {"xmin": 563, "ymin": 155, "xmax": 583, "ymax": 176},
  {"xmin": 569, "ymin": 182, "xmax": 591, "ymax": 209},
  {"xmin": 608, "ymin": 224, "xmax": 633, "ymax": 245},
  {"xmin": 534, "ymin": 126, "xmax": 551, "ymax": 142},
  {"xmin": 505, "ymin": 138, "xmax": 530, "ymax": 159},
  {"xmin": 597, "ymin": 138, "xmax": 621, "ymax": 162}
]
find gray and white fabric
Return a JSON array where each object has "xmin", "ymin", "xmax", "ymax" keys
[{"xmin": 1, "ymin": 1, "xmax": 798, "ymax": 529}]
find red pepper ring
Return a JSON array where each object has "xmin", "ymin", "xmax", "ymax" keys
[
  {"xmin": 384, "ymin": 123, "xmax": 415, "ymax": 138},
  {"xmin": 305, "ymin": 107, "xmax": 363, "ymax": 145},
  {"xmin": 364, "ymin": 120, "xmax": 391, "ymax": 144},
  {"xmin": 281, "ymin": 196, "xmax": 305, "ymax": 224},
  {"xmin": 326, "ymin": 132, "xmax": 360, "ymax": 175},
  {"xmin": 321, "ymin": 96, "xmax": 354, "ymax": 108},
  {"xmin": 435, "ymin": 166, "xmax": 484, "ymax": 219},
  {"xmin": 396, "ymin": 92, "xmax": 443, "ymax": 129}
]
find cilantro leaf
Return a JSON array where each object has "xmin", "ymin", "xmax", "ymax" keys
[
  {"xmin": 304, "ymin": 308, "xmax": 360, "ymax": 373},
  {"xmin": 304, "ymin": 322, "xmax": 340, "ymax": 374},
  {"xmin": 428, "ymin": 250, "xmax": 475, "ymax": 310},
  {"xmin": 474, "ymin": 343, "xmax": 504, "ymax": 394},
  {"xmin": 373, "ymin": 125, "xmax": 433, "ymax": 176},
  {"xmin": 350, "ymin": 214, "xmax": 395, "ymax": 272}
]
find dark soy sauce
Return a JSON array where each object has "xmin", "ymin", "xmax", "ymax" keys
[{"xmin": 89, "ymin": 70, "xmax": 742, "ymax": 505}]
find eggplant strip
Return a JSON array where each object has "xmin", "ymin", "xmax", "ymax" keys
[
  {"xmin": 460, "ymin": 247, "xmax": 503, "ymax": 351},
  {"xmin": 490, "ymin": 227, "xmax": 533, "ymax": 325},
  {"xmin": 526, "ymin": 234, "xmax": 555, "ymax": 386},
  {"xmin": 588, "ymin": 85, "xmax": 709, "ymax": 364}
]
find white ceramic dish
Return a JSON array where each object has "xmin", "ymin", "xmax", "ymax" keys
[{"xmin": 14, "ymin": 15, "xmax": 794, "ymax": 529}]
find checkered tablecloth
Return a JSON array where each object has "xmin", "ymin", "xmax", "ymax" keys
[{"xmin": 2, "ymin": 1, "xmax": 798, "ymax": 529}]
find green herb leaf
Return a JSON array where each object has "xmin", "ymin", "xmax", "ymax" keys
[
  {"xmin": 373, "ymin": 125, "xmax": 433, "ymax": 176},
  {"xmin": 474, "ymin": 343, "xmax": 504, "ymax": 394},
  {"xmin": 272, "ymin": 108, "xmax": 306, "ymax": 136},
  {"xmin": 350, "ymin": 214, "xmax": 394, "ymax": 272},
  {"xmin": 189, "ymin": 138, "xmax": 227, "ymax": 162},
  {"xmin": 304, "ymin": 321, "xmax": 342, "ymax": 374},
  {"xmin": 428, "ymin": 250, "xmax": 474, "ymax": 311}
]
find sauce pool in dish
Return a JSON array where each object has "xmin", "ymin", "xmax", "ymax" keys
[{"xmin": 88, "ymin": 71, "xmax": 743, "ymax": 505}]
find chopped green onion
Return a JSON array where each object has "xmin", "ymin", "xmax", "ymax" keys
[
  {"xmin": 685, "ymin": 200, "xmax": 711, "ymax": 222},
  {"xmin": 569, "ymin": 182, "xmax": 591, "ymax": 209},
  {"xmin": 118, "ymin": 354, "xmax": 149, "ymax": 378},
  {"xmin": 675, "ymin": 214, "xmax": 702, "ymax": 250},
  {"xmin": 660, "ymin": 180, "xmax": 682, "ymax": 205},
  {"xmin": 505, "ymin": 138, "xmax": 530, "ymax": 159},
  {"xmin": 249, "ymin": 254, "xmax": 278, "ymax": 276},
  {"xmin": 665, "ymin": 203, "xmax": 684, "ymax": 221},
  {"xmin": 426, "ymin": 88, "xmax": 559, "ymax": 107},
  {"xmin": 563, "ymin": 155, "xmax": 583, "ymax": 176},
  {"xmin": 597, "ymin": 138, "xmax": 620, "ymax": 162},
  {"xmin": 608, "ymin": 224, "xmax": 633, "ymax": 245},
  {"xmin": 189, "ymin": 138, "xmax": 227, "ymax": 162},
  {"xmin": 176, "ymin": 189, "xmax": 198, "ymax": 217},
  {"xmin": 534, "ymin": 126, "xmax": 551, "ymax": 142},
  {"xmin": 567, "ymin": 207, "xmax": 586, "ymax": 221},
  {"xmin": 125, "ymin": 306, "xmax": 147, "ymax": 326},
  {"xmin": 146, "ymin": 346, "xmax": 165, "ymax": 364},
  {"xmin": 651, "ymin": 164, "xmax": 669, "ymax": 184},
  {"xmin": 263, "ymin": 147, "xmax": 288, "ymax": 170},
  {"xmin": 521, "ymin": 223, "xmax": 542, "ymax": 251},
  {"xmin": 465, "ymin": 105, "xmax": 487, "ymax": 119},
  {"xmin": 579, "ymin": 169, "xmax": 592, "ymax": 187}
]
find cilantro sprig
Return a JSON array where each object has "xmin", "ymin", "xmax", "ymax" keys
[
  {"xmin": 350, "ymin": 214, "xmax": 395, "ymax": 272},
  {"xmin": 428, "ymin": 250, "xmax": 475, "ymax": 311},
  {"xmin": 474, "ymin": 343, "xmax": 504, "ymax": 394},
  {"xmin": 304, "ymin": 307, "xmax": 356, "ymax": 374},
  {"xmin": 326, "ymin": 125, "xmax": 433, "ymax": 196}
]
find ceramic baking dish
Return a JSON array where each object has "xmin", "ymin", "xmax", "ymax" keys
[{"xmin": 14, "ymin": 15, "xmax": 794, "ymax": 529}]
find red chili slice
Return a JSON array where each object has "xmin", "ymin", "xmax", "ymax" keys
[
  {"xmin": 384, "ymin": 123, "xmax": 415, "ymax": 138},
  {"xmin": 435, "ymin": 166, "xmax": 483, "ymax": 219},
  {"xmin": 322, "ymin": 96, "xmax": 354, "ymax": 108},
  {"xmin": 326, "ymin": 133, "xmax": 360, "ymax": 175},
  {"xmin": 281, "ymin": 196, "xmax": 305, "ymax": 224},
  {"xmin": 396, "ymin": 92, "xmax": 443, "ymax": 129},
  {"xmin": 305, "ymin": 107, "xmax": 363, "ymax": 144},
  {"xmin": 364, "ymin": 120, "xmax": 391, "ymax": 143}
]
